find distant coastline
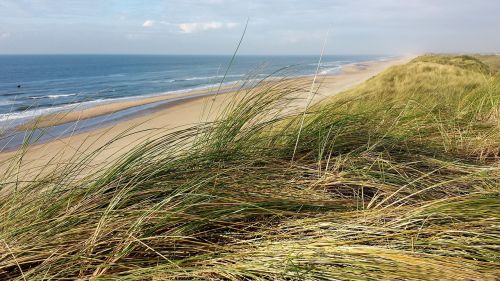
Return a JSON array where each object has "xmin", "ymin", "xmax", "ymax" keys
[
  {"xmin": 0, "ymin": 55, "xmax": 394, "ymax": 130},
  {"xmin": 0, "ymin": 56, "xmax": 411, "ymax": 152}
]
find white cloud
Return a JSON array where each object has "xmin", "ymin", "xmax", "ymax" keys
[
  {"xmin": 0, "ymin": 32, "xmax": 10, "ymax": 39},
  {"xmin": 178, "ymin": 21, "xmax": 237, "ymax": 33},
  {"xmin": 142, "ymin": 20, "xmax": 154, "ymax": 28}
]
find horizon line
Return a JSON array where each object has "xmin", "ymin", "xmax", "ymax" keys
[{"xmin": 0, "ymin": 53, "xmax": 401, "ymax": 56}]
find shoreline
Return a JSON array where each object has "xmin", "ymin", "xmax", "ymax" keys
[
  {"xmin": 14, "ymin": 82, "xmax": 240, "ymax": 131},
  {"xmin": 0, "ymin": 55, "xmax": 416, "ymax": 175},
  {"xmin": 5, "ymin": 56, "xmax": 397, "ymax": 132},
  {"xmin": 0, "ymin": 59, "xmax": 382, "ymax": 150},
  {"xmin": 0, "ymin": 90, "xmax": 226, "ymax": 152}
]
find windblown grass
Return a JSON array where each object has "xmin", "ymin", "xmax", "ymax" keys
[{"xmin": 0, "ymin": 55, "xmax": 499, "ymax": 280}]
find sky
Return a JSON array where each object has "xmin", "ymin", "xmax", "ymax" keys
[{"xmin": 0, "ymin": 0, "xmax": 498, "ymax": 55}]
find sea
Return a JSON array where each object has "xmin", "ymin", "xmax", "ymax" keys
[{"xmin": 0, "ymin": 54, "xmax": 390, "ymax": 148}]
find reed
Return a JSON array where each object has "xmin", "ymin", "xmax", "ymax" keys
[{"xmin": 0, "ymin": 55, "xmax": 498, "ymax": 280}]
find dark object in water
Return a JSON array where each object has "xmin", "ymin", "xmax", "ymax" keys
[{"xmin": 17, "ymin": 84, "xmax": 21, "ymax": 88}]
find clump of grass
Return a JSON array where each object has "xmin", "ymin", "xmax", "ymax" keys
[{"xmin": 0, "ymin": 55, "xmax": 499, "ymax": 280}]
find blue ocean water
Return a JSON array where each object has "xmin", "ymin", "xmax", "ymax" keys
[{"xmin": 0, "ymin": 54, "xmax": 387, "ymax": 129}]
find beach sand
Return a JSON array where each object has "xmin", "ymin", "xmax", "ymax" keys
[{"xmin": 0, "ymin": 56, "xmax": 414, "ymax": 178}]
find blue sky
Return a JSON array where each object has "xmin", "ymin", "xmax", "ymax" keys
[{"xmin": 0, "ymin": 0, "xmax": 498, "ymax": 54}]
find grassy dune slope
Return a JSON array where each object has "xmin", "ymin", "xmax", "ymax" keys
[
  {"xmin": 475, "ymin": 54, "xmax": 500, "ymax": 73},
  {"xmin": 1, "ymin": 55, "xmax": 499, "ymax": 280}
]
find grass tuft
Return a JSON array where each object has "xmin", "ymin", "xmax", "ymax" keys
[{"xmin": 0, "ymin": 55, "xmax": 499, "ymax": 280}]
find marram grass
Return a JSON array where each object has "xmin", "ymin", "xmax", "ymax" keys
[{"xmin": 0, "ymin": 55, "xmax": 499, "ymax": 280}]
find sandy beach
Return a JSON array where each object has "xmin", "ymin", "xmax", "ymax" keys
[{"xmin": 0, "ymin": 56, "xmax": 414, "ymax": 177}]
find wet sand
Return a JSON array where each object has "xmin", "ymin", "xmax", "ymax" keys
[
  {"xmin": 17, "ymin": 84, "xmax": 238, "ymax": 130},
  {"xmin": 0, "ymin": 56, "xmax": 415, "ymax": 178}
]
